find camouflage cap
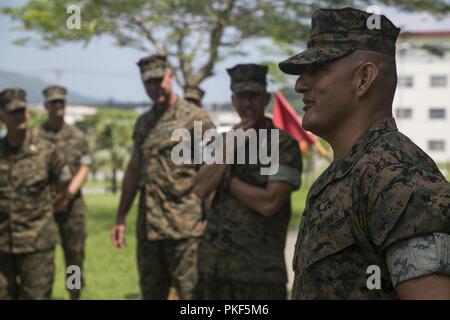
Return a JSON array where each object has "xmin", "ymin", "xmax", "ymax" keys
[
  {"xmin": 279, "ymin": 7, "xmax": 401, "ymax": 75},
  {"xmin": 0, "ymin": 88, "xmax": 27, "ymax": 112},
  {"xmin": 227, "ymin": 63, "xmax": 268, "ymax": 94},
  {"xmin": 43, "ymin": 85, "xmax": 67, "ymax": 102},
  {"xmin": 184, "ymin": 85, "xmax": 205, "ymax": 102},
  {"xmin": 137, "ymin": 54, "xmax": 168, "ymax": 81}
]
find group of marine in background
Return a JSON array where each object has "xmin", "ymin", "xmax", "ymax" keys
[{"xmin": 1, "ymin": 6, "xmax": 449, "ymax": 300}]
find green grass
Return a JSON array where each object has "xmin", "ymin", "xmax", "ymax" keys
[
  {"xmin": 83, "ymin": 179, "xmax": 110, "ymax": 190},
  {"xmin": 52, "ymin": 194, "xmax": 140, "ymax": 300},
  {"xmin": 51, "ymin": 186, "xmax": 309, "ymax": 300}
]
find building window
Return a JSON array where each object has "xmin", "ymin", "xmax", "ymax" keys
[
  {"xmin": 428, "ymin": 140, "xmax": 445, "ymax": 152},
  {"xmin": 396, "ymin": 108, "xmax": 413, "ymax": 119},
  {"xmin": 430, "ymin": 75, "xmax": 447, "ymax": 87},
  {"xmin": 398, "ymin": 76, "xmax": 414, "ymax": 88},
  {"xmin": 429, "ymin": 108, "xmax": 446, "ymax": 119}
]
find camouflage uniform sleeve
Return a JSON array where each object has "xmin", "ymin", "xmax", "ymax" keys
[
  {"xmin": 385, "ymin": 233, "xmax": 450, "ymax": 287},
  {"xmin": 79, "ymin": 134, "xmax": 91, "ymax": 166},
  {"xmin": 267, "ymin": 132, "xmax": 302, "ymax": 190},
  {"xmin": 49, "ymin": 146, "xmax": 72, "ymax": 184},
  {"xmin": 131, "ymin": 115, "xmax": 145, "ymax": 158},
  {"xmin": 193, "ymin": 109, "xmax": 217, "ymax": 165},
  {"xmin": 196, "ymin": 109, "xmax": 216, "ymax": 132},
  {"xmin": 366, "ymin": 163, "xmax": 450, "ymax": 253}
]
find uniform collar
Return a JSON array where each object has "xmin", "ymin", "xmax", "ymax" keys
[
  {"xmin": 308, "ymin": 117, "xmax": 398, "ymax": 199},
  {"xmin": 43, "ymin": 121, "xmax": 67, "ymax": 133},
  {"xmin": 0, "ymin": 133, "xmax": 39, "ymax": 159}
]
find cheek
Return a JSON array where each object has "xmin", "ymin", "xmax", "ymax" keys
[
  {"xmin": 234, "ymin": 105, "xmax": 244, "ymax": 116},
  {"xmin": 144, "ymin": 83, "xmax": 156, "ymax": 93},
  {"xmin": 233, "ymin": 99, "xmax": 243, "ymax": 112},
  {"xmin": 145, "ymin": 85, "xmax": 153, "ymax": 93},
  {"xmin": 315, "ymin": 77, "xmax": 347, "ymax": 110},
  {"xmin": 254, "ymin": 101, "xmax": 266, "ymax": 115}
]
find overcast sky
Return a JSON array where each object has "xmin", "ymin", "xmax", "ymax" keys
[{"xmin": 1, "ymin": 0, "xmax": 449, "ymax": 104}]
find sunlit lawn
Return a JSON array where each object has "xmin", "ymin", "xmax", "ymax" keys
[
  {"xmin": 51, "ymin": 184, "xmax": 309, "ymax": 299},
  {"xmin": 52, "ymin": 194, "xmax": 140, "ymax": 300}
]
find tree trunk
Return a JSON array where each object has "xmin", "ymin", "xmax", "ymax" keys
[{"xmin": 111, "ymin": 168, "xmax": 117, "ymax": 194}]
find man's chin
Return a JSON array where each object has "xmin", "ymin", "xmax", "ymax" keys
[
  {"xmin": 302, "ymin": 117, "xmax": 320, "ymax": 135},
  {"xmin": 242, "ymin": 116, "xmax": 256, "ymax": 122},
  {"xmin": 151, "ymin": 95, "xmax": 168, "ymax": 105}
]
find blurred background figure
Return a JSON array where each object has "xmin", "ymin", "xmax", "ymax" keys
[
  {"xmin": 0, "ymin": 88, "xmax": 71, "ymax": 299},
  {"xmin": 36, "ymin": 85, "xmax": 90, "ymax": 300},
  {"xmin": 184, "ymin": 86, "xmax": 205, "ymax": 108}
]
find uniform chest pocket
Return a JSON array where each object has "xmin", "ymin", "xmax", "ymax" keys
[
  {"xmin": 11, "ymin": 161, "xmax": 49, "ymax": 195},
  {"xmin": 293, "ymin": 208, "xmax": 355, "ymax": 277},
  {"xmin": 0, "ymin": 164, "xmax": 10, "ymax": 188},
  {"xmin": 142, "ymin": 131, "xmax": 183, "ymax": 156}
]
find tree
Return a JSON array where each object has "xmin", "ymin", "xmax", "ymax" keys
[
  {"xmin": 77, "ymin": 108, "xmax": 137, "ymax": 193},
  {"xmin": 28, "ymin": 109, "xmax": 47, "ymax": 129},
  {"xmin": 3, "ymin": 0, "xmax": 450, "ymax": 90}
]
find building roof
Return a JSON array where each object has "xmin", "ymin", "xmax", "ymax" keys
[{"xmin": 400, "ymin": 31, "xmax": 450, "ymax": 38}]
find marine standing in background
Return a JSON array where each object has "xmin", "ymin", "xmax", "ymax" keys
[
  {"xmin": 36, "ymin": 86, "xmax": 91, "ymax": 300},
  {"xmin": 194, "ymin": 64, "xmax": 302, "ymax": 299},
  {"xmin": 111, "ymin": 55, "xmax": 215, "ymax": 300},
  {"xmin": 0, "ymin": 88, "xmax": 71, "ymax": 299}
]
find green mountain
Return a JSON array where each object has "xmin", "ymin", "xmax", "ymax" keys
[{"xmin": 0, "ymin": 70, "xmax": 99, "ymax": 104}]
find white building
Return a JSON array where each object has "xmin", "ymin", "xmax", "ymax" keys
[
  {"xmin": 30, "ymin": 103, "xmax": 98, "ymax": 124},
  {"xmin": 208, "ymin": 110, "xmax": 240, "ymax": 133},
  {"xmin": 394, "ymin": 31, "xmax": 450, "ymax": 164}
]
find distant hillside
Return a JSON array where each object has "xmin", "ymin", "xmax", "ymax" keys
[{"xmin": 0, "ymin": 70, "xmax": 100, "ymax": 104}]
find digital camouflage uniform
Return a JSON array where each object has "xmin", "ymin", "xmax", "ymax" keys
[
  {"xmin": 0, "ymin": 88, "xmax": 71, "ymax": 299},
  {"xmin": 134, "ymin": 55, "xmax": 216, "ymax": 300},
  {"xmin": 184, "ymin": 86, "xmax": 205, "ymax": 108},
  {"xmin": 196, "ymin": 64, "xmax": 302, "ymax": 300},
  {"xmin": 278, "ymin": 8, "xmax": 450, "ymax": 299},
  {"xmin": 291, "ymin": 118, "xmax": 449, "ymax": 299},
  {"xmin": 36, "ymin": 85, "xmax": 90, "ymax": 296}
]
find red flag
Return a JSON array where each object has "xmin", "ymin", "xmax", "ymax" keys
[{"xmin": 272, "ymin": 90, "xmax": 316, "ymax": 154}]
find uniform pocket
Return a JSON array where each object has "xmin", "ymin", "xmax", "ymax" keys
[
  {"xmin": 0, "ymin": 164, "xmax": 10, "ymax": 188},
  {"xmin": 293, "ymin": 212, "xmax": 355, "ymax": 278}
]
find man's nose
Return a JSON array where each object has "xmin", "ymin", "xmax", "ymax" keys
[
  {"xmin": 242, "ymin": 96, "xmax": 252, "ymax": 108},
  {"xmin": 295, "ymin": 76, "xmax": 308, "ymax": 93}
]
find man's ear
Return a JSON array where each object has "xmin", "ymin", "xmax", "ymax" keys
[
  {"xmin": 355, "ymin": 63, "xmax": 379, "ymax": 98},
  {"xmin": 44, "ymin": 102, "xmax": 49, "ymax": 110}
]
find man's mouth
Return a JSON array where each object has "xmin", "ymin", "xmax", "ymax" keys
[{"xmin": 302, "ymin": 98, "xmax": 314, "ymax": 112}]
